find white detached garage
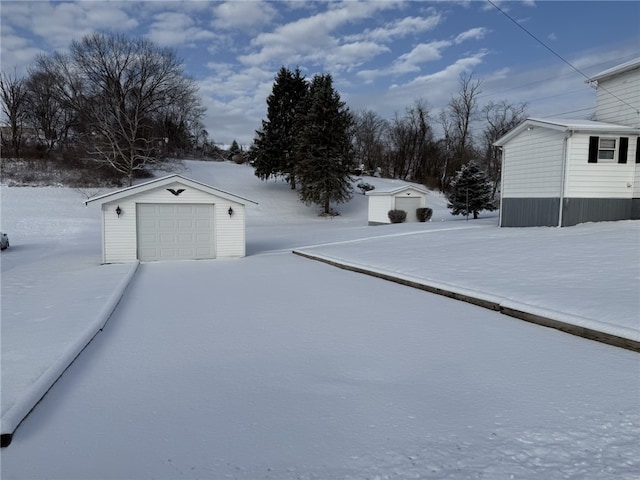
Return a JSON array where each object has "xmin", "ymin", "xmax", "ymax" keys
[
  {"xmin": 85, "ymin": 174, "xmax": 257, "ymax": 263},
  {"xmin": 366, "ymin": 185, "xmax": 428, "ymax": 225}
]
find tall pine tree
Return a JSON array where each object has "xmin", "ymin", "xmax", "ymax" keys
[
  {"xmin": 447, "ymin": 161, "xmax": 496, "ymax": 219},
  {"xmin": 251, "ymin": 67, "xmax": 308, "ymax": 188},
  {"xmin": 294, "ymin": 74, "xmax": 354, "ymax": 215}
]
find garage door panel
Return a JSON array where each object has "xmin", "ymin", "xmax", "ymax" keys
[
  {"xmin": 395, "ymin": 197, "xmax": 420, "ymax": 222},
  {"xmin": 137, "ymin": 203, "xmax": 214, "ymax": 261}
]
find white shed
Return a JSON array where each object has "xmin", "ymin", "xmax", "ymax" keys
[
  {"xmin": 366, "ymin": 185, "xmax": 429, "ymax": 225},
  {"xmin": 85, "ymin": 174, "xmax": 257, "ymax": 263}
]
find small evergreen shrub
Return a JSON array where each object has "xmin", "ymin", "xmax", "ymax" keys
[
  {"xmin": 416, "ymin": 207, "xmax": 433, "ymax": 222},
  {"xmin": 357, "ymin": 182, "xmax": 375, "ymax": 194},
  {"xmin": 388, "ymin": 209, "xmax": 407, "ymax": 223}
]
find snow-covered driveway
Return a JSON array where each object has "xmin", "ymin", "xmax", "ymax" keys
[{"xmin": 2, "ymin": 252, "xmax": 638, "ymax": 479}]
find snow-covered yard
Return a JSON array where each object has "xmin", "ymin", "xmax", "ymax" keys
[{"xmin": 1, "ymin": 160, "xmax": 639, "ymax": 479}]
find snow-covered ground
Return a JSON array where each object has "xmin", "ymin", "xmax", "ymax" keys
[{"xmin": 1, "ymin": 160, "xmax": 639, "ymax": 479}]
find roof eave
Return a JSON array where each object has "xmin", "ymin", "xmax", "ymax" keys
[{"xmin": 85, "ymin": 174, "xmax": 258, "ymax": 206}]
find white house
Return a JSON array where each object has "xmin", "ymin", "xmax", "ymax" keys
[
  {"xmin": 495, "ymin": 58, "xmax": 640, "ymax": 227},
  {"xmin": 366, "ymin": 185, "xmax": 429, "ymax": 225},
  {"xmin": 85, "ymin": 174, "xmax": 257, "ymax": 263}
]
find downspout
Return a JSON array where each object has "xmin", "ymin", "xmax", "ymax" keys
[
  {"xmin": 558, "ymin": 131, "xmax": 572, "ymax": 227},
  {"xmin": 497, "ymin": 145, "xmax": 505, "ymax": 226}
]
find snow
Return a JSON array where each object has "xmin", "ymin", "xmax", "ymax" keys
[{"xmin": 1, "ymin": 160, "xmax": 639, "ymax": 479}]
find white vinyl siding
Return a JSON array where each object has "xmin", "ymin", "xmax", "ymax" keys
[
  {"xmin": 367, "ymin": 195, "xmax": 394, "ymax": 224},
  {"xmin": 565, "ymin": 134, "xmax": 637, "ymax": 198},
  {"xmin": 594, "ymin": 67, "xmax": 640, "ymax": 128},
  {"xmin": 501, "ymin": 127, "xmax": 565, "ymax": 198},
  {"xmin": 102, "ymin": 201, "xmax": 138, "ymax": 263},
  {"xmin": 214, "ymin": 200, "xmax": 246, "ymax": 257}
]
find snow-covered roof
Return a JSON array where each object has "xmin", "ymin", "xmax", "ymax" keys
[
  {"xmin": 365, "ymin": 184, "xmax": 429, "ymax": 196},
  {"xmin": 494, "ymin": 117, "xmax": 640, "ymax": 146},
  {"xmin": 587, "ymin": 58, "xmax": 640, "ymax": 84},
  {"xmin": 85, "ymin": 174, "xmax": 258, "ymax": 206}
]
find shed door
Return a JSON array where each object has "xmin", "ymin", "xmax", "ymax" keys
[
  {"xmin": 137, "ymin": 204, "xmax": 214, "ymax": 261},
  {"xmin": 395, "ymin": 197, "xmax": 421, "ymax": 222}
]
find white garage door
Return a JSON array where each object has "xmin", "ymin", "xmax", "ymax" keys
[
  {"xmin": 137, "ymin": 204, "xmax": 214, "ymax": 261},
  {"xmin": 395, "ymin": 197, "xmax": 421, "ymax": 222}
]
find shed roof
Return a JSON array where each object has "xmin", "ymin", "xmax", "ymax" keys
[
  {"xmin": 85, "ymin": 174, "xmax": 258, "ymax": 206},
  {"xmin": 365, "ymin": 184, "xmax": 429, "ymax": 196},
  {"xmin": 494, "ymin": 117, "xmax": 640, "ymax": 146}
]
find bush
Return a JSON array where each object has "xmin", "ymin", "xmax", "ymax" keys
[
  {"xmin": 357, "ymin": 182, "xmax": 375, "ymax": 194},
  {"xmin": 388, "ymin": 209, "xmax": 406, "ymax": 223},
  {"xmin": 416, "ymin": 207, "xmax": 433, "ymax": 222}
]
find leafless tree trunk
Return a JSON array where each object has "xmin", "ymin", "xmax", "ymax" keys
[
  {"xmin": 481, "ymin": 100, "xmax": 528, "ymax": 198},
  {"xmin": 438, "ymin": 73, "xmax": 482, "ymax": 190},
  {"xmin": 0, "ymin": 71, "xmax": 29, "ymax": 157},
  {"xmin": 352, "ymin": 109, "xmax": 389, "ymax": 174},
  {"xmin": 25, "ymin": 68, "xmax": 73, "ymax": 154}
]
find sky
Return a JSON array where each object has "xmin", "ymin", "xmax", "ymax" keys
[{"xmin": 1, "ymin": 1, "xmax": 639, "ymax": 146}]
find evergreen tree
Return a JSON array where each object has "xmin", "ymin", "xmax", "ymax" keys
[
  {"xmin": 251, "ymin": 66, "xmax": 308, "ymax": 188},
  {"xmin": 447, "ymin": 161, "xmax": 496, "ymax": 219},
  {"xmin": 294, "ymin": 74, "xmax": 354, "ymax": 215},
  {"xmin": 229, "ymin": 139, "xmax": 240, "ymax": 156}
]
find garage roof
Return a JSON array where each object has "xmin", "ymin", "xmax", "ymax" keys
[
  {"xmin": 365, "ymin": 184, "xmax": 429, "ymax": 196},
  {"xmin": 85, "ymin": 174, "xmax": 258, "ymax": 206}
]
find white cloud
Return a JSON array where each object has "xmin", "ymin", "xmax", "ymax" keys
[
  {"xmin": 238, "ymin": 1, "xmax": 398, "ymax": 68},
  {"xmin": 145, "ymin": 12, "xmax": 217, "ymax": 47},
  {"xmin": 347, "ymin": 13, "xmax": 443, "ymax": 43},
  {"xmin": 455, "ymin": 27, "xmax": 490, "ymax": 44},
  {"xmin": 20, "ymin": 1, "xmax": 137, "ymax": 48},
  {"xmin": 212, "ymin": 1, "xmax": 277, "ymax": 31}
]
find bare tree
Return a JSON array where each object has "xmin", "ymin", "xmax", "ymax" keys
[
  {"xmin": 387, "ymin": 99, "xmax": 434, "ymax": 181},
  {"xmin": 31, "ymin": 33, "xmax": 204, "ymax": 185},
  {"xmin": 352, "ymin": 109, "xmax": 388, "ymax": 174},
  {"xmin": 0, "ymin": 71, "xmax": 29, "ymax": 157},
  {"xmin": 25, "ymin": 67, "xmax": 74, "ymax": 154},
  {"xmin": 481, "ymin": 100, "xmax": 527, "ymax": 197},
  {"xmin": 438, "ymin": 73, "xmax": 482, "ymax": 190}
]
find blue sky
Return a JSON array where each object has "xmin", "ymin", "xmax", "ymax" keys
[{"xmin": 1, "ymin": 1, "xmax": 639, "ymax": 146}]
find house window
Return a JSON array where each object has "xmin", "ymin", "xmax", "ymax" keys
[
  {"xmin": 597, "ymin": 138, "xmax": 616, "ymax": 161},
  {"xmin": 588, "ymin": 136, "xmax": 628, "ymax": 164}
]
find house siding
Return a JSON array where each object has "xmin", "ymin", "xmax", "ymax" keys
[
  {"xmin": 501, "ymin": 127, "xmax": 565, "ymax": 197},
  {"xmin": 594, "ymin": 66, "xmax": 640, "ymax": 128},
  {"xmin": 564, "ymin": 134, "xmax": 637, "ymax": 198}
]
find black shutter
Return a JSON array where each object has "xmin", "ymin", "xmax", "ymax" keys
[
  {"xmin": 636, "ymin": 138, "xmax": 640, "ymax": 164},
  {"xmin": 618, "ymin": 137, "xmax": 628, "ymax": 164},
  {"xmin": 588, "ymin": 136, "xmax": 599, "ymax": 163}
]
